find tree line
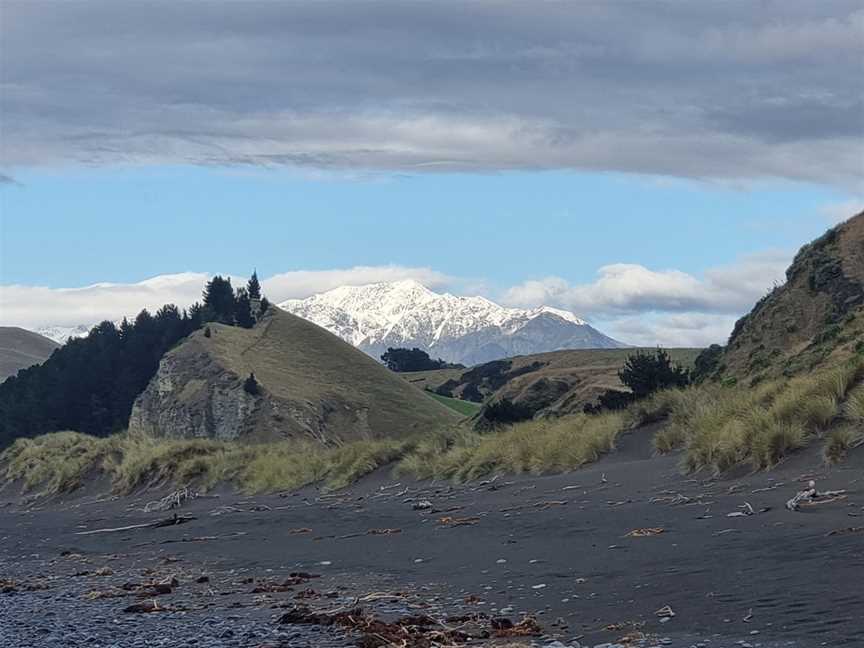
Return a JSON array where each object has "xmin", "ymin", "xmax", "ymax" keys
[{"xmin": 0, "ymin": 273, "xmax": 268, "ymax": 448}]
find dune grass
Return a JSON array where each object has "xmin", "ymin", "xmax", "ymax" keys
[
  {"xmin": 648, "ymin": 358, "xmax": 864, "ymax": 473},
  {"xmin": 2, "ymin": 410, "xmax": 628, "ymax": 495},
  {"xmin": 0, "ymin": 431, "xmax": 415, "ymax": 496},
  {"xmin": 395, "ymin": 412, "xmax": 624, "ymax": 482}
]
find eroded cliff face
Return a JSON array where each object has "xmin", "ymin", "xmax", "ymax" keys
[{"xmin": 127, "ymin": 331, "xmax": 374, "ymax": 443}]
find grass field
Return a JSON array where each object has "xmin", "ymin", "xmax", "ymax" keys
[{"xmin": 426, "ymin": 392, "xmax": 482, "ymax": 416}]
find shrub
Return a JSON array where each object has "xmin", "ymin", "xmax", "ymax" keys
[
  {"xmin": 619, "ymin": 348, "xmax": 690, "ymax": 398},
  {"xmin": 823, "ymin": 427, "xmax": 864, "ymax": 465},
  {"xmin": 479, "ymin": 398, "xmax": 534, "ymax": 426}
]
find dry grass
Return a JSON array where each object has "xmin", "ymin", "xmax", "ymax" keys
[
  {"xmin": 651, "ymin": 358, "xmax": 864, "ymax": 473},
  {"xmin": 395, "ymin": 412, "xmax": 625, "ymax": 482},
  {"xmin": 823, "ymin": 426, "xmax": 864, "ymax": 464},
  {"xmin": 1, "ymin": 431, "xmax": 415, "ymax": 496}
]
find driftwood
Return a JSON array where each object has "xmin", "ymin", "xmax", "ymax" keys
[
  {"xmin": 75, "ymin": 513, "xmax": 196, "ymax": 535},
  {"xmin": 786, "ymin": 480, "xmax": 847, "ymax": 511}
]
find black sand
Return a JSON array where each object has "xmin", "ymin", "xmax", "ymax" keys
[{"xmin": 2, "ymin": 428, "xmax": 862, "ymax": 647}]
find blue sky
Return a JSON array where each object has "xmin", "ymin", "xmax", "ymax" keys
[
  {"xmin": 1, "ymin": 2, "xmax": 862, "ymax": 346},
  {"xmin": 0, "ymin": 166, "xmax": 849, "ymax": 288}
]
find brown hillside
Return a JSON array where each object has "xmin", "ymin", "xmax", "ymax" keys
[
  {"xmin": 129, "ymin": 308, "xmax": 459, "ymax": 443},
  {"xmin": 0, "ymin": 327, "xmax": 59, "ymax": 382},
  {"xmin": 405, "ymin": 347, "xmax": 700, "ymax": 418},
  {"xmin": 723, "ymin": 212, "xmax": 864, "ymax": 380}
]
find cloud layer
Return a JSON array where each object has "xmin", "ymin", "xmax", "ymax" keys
[
  {"xmin": 2, "ymin": 1, "xmax": 862, "ymax": 186},
  {"xmin": 1, "ymin": 254, "xmax": 789, "ymax": 347}
]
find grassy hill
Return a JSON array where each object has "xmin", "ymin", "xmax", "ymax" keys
[
  {"xmin": 0, "ymin": 327, "xmax": 59, "ymax": 382},
  {"xmin": 404, "ymin": 347, "xmax": 701, "ymax": 417},
  {"xmin": 720, "ymin": 212, "xmax": 864, "ymax": 383},
  {"xmin": 129, "ymin": 308, "xmax": 460, "ymax": 443}
]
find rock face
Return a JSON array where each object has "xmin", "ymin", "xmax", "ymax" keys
[
  {"xmin": 129, "ymin": 309, "xmax": 459, "ymax": 442},
  {"xmin": 279, "ymin": 279, "xmax": 626, "ymax": 366},
  {"xmin": 722, "ymin": 211, "xmax": 864, "ymax": 378}
]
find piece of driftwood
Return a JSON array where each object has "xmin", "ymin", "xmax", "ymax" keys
[
  {"xmin": 75, "ymin": 513, "xmax": 196, "ymax": 535},
  {"xmin": 786, "ymin": 480, "xmax": 847, "ymax": 511}
]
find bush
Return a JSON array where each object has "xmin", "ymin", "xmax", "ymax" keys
[
  {"xmin": 479, "ymin": 399, "xmax": 533, "ymax": 426},
  {"xmin": 619, "ymin": 348, "xmax": 690, "ymax": 399},
  {"xmin": 381, "ymin": 347, "xmax": 453, "ymax": 372},
  {"xmin": 243, "ymin": 372, "xmax": 261, "ymax": 396}
]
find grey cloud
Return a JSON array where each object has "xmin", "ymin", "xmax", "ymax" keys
[{"xmin": 2, "ymin": 1, "xmax": 862, "ymax": 185}]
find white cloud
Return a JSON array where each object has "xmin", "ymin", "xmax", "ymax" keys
[
  {"xmin": 502, "ymin": 251, "xmax": 790, "ymax": 317},
  {"xmin": 0, "ymin": 266, "xmax": 451, "ymax": 329},
  {"xmin": 819, "ymin": 199, "xmax": 864, "ymax": 225},
  {"xmin": 262, "ymin": 266, "xmax": 450, "ymax": 302},
  {"xmin": 601, "ymin": 313, "xmax": 741, "ymax": 348}
]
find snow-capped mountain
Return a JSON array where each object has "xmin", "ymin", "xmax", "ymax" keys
[
  {"xmin": 34, "ymin": 324, "xmax": 94, "ymax": 345},
  {"xmin": 278, "ymin": 279, "xmax": 626, "ymax": 366}
]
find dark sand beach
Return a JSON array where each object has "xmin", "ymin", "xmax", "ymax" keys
[{"xmin": 2, "ymin": 428, "xmax": 862, "ymax": 648}]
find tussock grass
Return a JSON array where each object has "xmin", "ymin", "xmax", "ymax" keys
[
  {"xmin": 1, "ymin": 431, "xmax": 415, "ymax": 496},
  {"xmin": 654, "ymin": 357, "xmax": 864, "ymax": 473},
  {"xmin": 823, "ymin": 426, "xmax": 864, "ymax": 464},
  {"xmin": 396, "ymin": 412, "xmax": 624, "ymax": 482}
]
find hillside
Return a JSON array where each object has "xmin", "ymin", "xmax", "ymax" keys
[
  {"xmin": 0, "ymin": 327, "xmax": 59, "ymax": 382},
  {"xmin": 721, "ymin": 212, "xmax": 864, "ymax": 381},
  {"xmin": 279, "ymin": 279, "xmax": 625, "ymax": 365},
  {"xmin": 405, "ymin": 347, "xmax": 701, "ymax": 418},
  {"xmin": 129, "ymin": 308, "xmax": 460, "ymax": 443}
]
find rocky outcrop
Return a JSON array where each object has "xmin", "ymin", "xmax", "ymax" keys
[{"xmin": 128, "ymin": 309, "xmax": 458, "ymax": 443}]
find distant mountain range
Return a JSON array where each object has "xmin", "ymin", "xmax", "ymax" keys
[
  {"xmin": 278, "ymin": 279, "xmax": 626, "ymax": 365},
  {"xmin": 34, "ymin": 324, "xmax": 93, "ymax": 345}
]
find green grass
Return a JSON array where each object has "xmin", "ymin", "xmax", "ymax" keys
[
  {"xmin": 648, "ymin": 357, "xmax": 864, "ymax": 473},
  {"xmin": 426, "ymin": 392, "xmax": 483, "ymax": 417}
]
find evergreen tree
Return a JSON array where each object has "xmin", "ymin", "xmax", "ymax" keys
[
  {"xmin": 259, "ymin": 296, "xmax": 270, "ymax": 314},
  {"xmin": 202, "ymin": 275, "xmax": 235, "ymax": 324},
  {"xmin": 243, "ymin": 372, "xmax": 260, "ymax": 396},
  {"xmin": 618, "ymin": 348, "xmax": 690, "ymax": 399},
  {"xmin": 234, "ymin": 288, "xmax": 255, "ymax": 329},
  {"xmin": 247, "ymin": 271, "xmax": 262, "ymax": 300}
]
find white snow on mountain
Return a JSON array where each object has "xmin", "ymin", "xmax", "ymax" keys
[
  {"xmin": 34, "ymin": 324, "xmax": 94, "ymax": 345},
  {"xmin": 279, "ymin": 279, "xmax": 625, "ymax": 365}
]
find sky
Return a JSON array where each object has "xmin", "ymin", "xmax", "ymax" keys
[{"xmin": 1, "ymin": 1, "xmax": 862, "ymax": 346}]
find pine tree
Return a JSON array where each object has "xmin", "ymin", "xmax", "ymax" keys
[
  {"xmin": 247, "ymin": 270, "xmax": 261, "ymax": 300},
  {"xmin": 259, "ymin": 296, "xmax": 270, "ymax": 314},
  {"xmin": 234, "ymin": 287, "xmax": 255, "ymax": 329},
  {"xmin": 202, "ymin": 275, "xmax": 235, "ymax": 324}
]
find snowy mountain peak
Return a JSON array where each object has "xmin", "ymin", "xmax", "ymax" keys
[{"xmin": 279, "ymin": 281, "xmax": 625, "ymax": 365}]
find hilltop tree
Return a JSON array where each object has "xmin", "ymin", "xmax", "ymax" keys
[
  {"xmin": 234, "ymin": 287, "xmax": 255, "ymax": 329},
  {"xmin": 202, "ymin": 275, "xmax": 235, "ymax": 324},
  {"xmin": 247, "ymin": 271, "xmax": 261, "ymax": 300}
]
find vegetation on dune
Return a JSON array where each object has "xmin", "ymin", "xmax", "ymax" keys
[
  {"xmin": 642, "ymin": 358, "xmax": 864, "ymax": 473},
  {"xmin": 0, "ymin": 431, "xmax": 415, "ymax": 496},
  {"xmin": 2, "ymin": 408, "xmax": 629, "ymax": 495},
  {"xmin": 394, "ymin": 413, "xmax": 624, "ymax": 482}
]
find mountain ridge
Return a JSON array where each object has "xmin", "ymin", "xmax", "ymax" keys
[{"xmin": 278, "ymin": 279, "xmax": 625, "ymax": 366}]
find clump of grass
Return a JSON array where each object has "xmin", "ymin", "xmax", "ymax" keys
[
  {"xmin": 2, "ymin": 432, "xmax": 118, "ymax": 494},
  {"xmin": 396, "ymin": 412, "xmax": 624, "ymax": 482},
  {"xmin": 823, "ymin": 426, "xmax": 864, "ymax": 464},
  {"xmin": 655, "ymin": 357, "xmax": 864, "ymax": 473},
  {"xmin": 627, "ymin": 389, "xmax": 687, "ymax": 427},
  {"xmin": 844, "ymin": 384, "xmax": 864, "ymax": 422}
]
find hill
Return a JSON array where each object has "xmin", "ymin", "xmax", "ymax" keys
[
  {"xmin": 129, "ymin": 308, "xmax": 460, "ymax": 443},
  {"xmin": 0, "ymin": 327, "xmax": 59, "ymax": 382},
  {"xmin": 720, "ymin": 212, "xmax": 864, "ymax": 382},
  {"xmin": 279, "ymin": 279, "xmax": 625, "ymax": 366},
  {"xmin": 405, "ymin": 347, "xmax": 701, "ymax": 418}
]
